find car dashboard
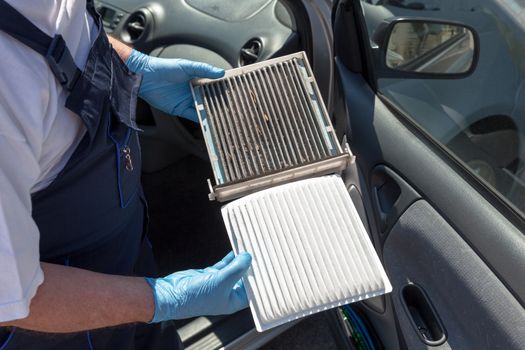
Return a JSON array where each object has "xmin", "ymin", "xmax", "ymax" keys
[
  {"xmin": 94, "ymin": 0, "xmax": 300, "ymax": 69},
  {"xmin": 93, "ymin": 0, "xmax": 306, "ymax": 173}
]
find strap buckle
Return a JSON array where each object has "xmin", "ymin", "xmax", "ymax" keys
[{"xmin": 45, "ymin": 35, "xmax": 81, "ymax": 91}]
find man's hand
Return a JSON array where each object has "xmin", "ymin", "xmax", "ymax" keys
[
  {"xmin": 146, "ymin": 252, "xmax": 252, "ymax": 322},
  {"xmin": 126, "ymin": 49, "xmax": 225, "ymax": 122}
]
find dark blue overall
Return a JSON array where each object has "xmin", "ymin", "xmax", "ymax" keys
[{"xmin": 0, "ymin": 1, "xmax": 181, "ymax": 349}]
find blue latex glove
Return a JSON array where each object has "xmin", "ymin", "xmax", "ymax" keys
[
  {"xmin": 145, "ymin": 252, "xmax": 252, "ymax": 322},
  {"xmin": 126, "ymin": 49, "xmax": 225, "ymax": 122}
]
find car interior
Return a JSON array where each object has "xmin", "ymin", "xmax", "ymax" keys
[
  {"xmin": 95, "ymin": 0, "xmax": 337, "ymax": 348},
  {"xmin": 95, "ymin": 0, "xmax": 525, "ymax": 349}
]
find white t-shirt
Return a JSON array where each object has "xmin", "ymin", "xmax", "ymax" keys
[{"xmin": 0, "ymin": 0, "xmax": 95, "ymax": 322}]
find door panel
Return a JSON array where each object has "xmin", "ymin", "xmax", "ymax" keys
[
  {"xmin": 332, "ymin": 1, "xmax": 525, "ymax": 347},
  {"xmin": 385, "ymin": 200, "xmax": 525, "ymax": 349},
  {"xmin": 370, "ymin": 165, "xmax": 421, "ymax": 235},
  {"xmin": 336, "ymin": 60, "xmax": 525, "ymax": 301}
]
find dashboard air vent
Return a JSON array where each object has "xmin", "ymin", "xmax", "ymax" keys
[
  {"xmin": 240, "ymin": 39, "xmax": 262, "ymax": 66},
  {"xmin": 122, "ymin": 11, "xmax": 148, "ymax": 43}
]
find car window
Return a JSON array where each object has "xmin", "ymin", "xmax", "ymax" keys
[{"xmin": 361, "ymin": 0, "xmax": 525, "ymax": 215}]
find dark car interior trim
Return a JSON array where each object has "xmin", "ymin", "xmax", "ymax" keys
[{"xmin": 337, "ymin": 58, "xmax": 525, "ymax": 305}]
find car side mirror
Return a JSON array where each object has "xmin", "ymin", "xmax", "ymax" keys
[{"xmin": 373, "ymin": 19, "xmax": 479, "ymax": 79}]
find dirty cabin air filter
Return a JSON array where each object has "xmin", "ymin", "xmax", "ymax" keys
[{"xmin": 191, "ymin": 52, "xmax": 351, "ymax": 201}]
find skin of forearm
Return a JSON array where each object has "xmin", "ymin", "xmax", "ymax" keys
[
  {"xmin": 0, "ymin": 263, "xmax": 154, "ymax": 333},
  {"xmin": 107, "ymin": 34, "xmax": 133, "ymax": 62}
]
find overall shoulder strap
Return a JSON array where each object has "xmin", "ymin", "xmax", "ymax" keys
[
  {"xmin": 86, "ymin": 0, "xmax": 100, "ymax": 19},
  {"xmin": 0, "ymin": 0, "xmax": 81, "ymax": 91}
]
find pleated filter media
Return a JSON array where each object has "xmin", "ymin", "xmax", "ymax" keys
[
  {"xmin": 222, "ymin": 175, "xmax": 392, "ymax": 332},
  {"xmin": 191, "ymin": 52, "xmax": 352, "ymax": 202}
]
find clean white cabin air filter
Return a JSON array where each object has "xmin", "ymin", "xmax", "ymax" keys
[{"xmin": 221, "ymin": 175, "xmax": 392, "ymax": 332}]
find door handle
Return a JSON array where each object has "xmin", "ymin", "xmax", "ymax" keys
[
  {"xmin": 401, "ymin": 284, "xmax": 447, "ymax": 346},
  {"xmin": 371, "ymin": 165, "xmax": 420, "ymax": 233}
]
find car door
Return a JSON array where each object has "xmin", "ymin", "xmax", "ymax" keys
[{"xmin": 330, "ymin": 0, "xmax": 525, "ymax": 349}]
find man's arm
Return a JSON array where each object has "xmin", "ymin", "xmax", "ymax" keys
[
  {"xmin": 108, "ymin": 35, "xmax": 132, "ymax": 62},
  {"xmin": 0, "ymin": 253, "xmax": 252, "ymax": 333},
  {"xmin": 0, "ymin": 263, "xmax": 154, "ymax": 333}
]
